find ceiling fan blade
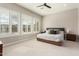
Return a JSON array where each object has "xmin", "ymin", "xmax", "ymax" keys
[
  {"xmin": 44, "ymin": 3, "xmax": 51, "ymax": 8},
  {"xmin": 37, "ymin": 5, "xmax": 44, "ymax": 7},
  {"xmin": 45, "ymin": 5, "xmax": 51, "ymax": 8},
  {"xmin": 37, "ymin": 3, "xmax": 52, "ymax": 9}
]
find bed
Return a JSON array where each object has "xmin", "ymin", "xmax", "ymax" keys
[{"xmin": 37, "ymin": 28, "xmax": 66, "ymax": 46}]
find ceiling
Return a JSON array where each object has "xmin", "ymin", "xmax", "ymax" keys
[{"xmin": 17, "ymin": 3, "xmax": 78, "ymax": 16}]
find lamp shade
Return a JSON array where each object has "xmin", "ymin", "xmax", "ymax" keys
[{"xmin": 66, "ymin": 29, "xmax": 70, "ymax": 33}]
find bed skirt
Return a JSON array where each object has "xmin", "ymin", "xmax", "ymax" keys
[{"xmin": 37, "ymin": 38, "xmax": 63, "ymax": 46}]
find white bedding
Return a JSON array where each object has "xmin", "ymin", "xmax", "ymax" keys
[{"xmin": 37, "ymin": 33, "xmax": 64, "ymax": 42}]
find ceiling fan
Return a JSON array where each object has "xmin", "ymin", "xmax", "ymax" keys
[{"xmin": 37, "ymin": 3, "xmax": 52, "ymax": 9}]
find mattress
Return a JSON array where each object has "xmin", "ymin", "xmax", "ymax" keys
[{"xmin": 37, "ymin": 33, "xmax": 64, "ymax": 42}]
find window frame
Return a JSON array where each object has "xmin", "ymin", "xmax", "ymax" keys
[
  {"xmin": 9, "ymin": 10, "xmax": 20, "ymax": 34},
  {"xmin": 0, "ymin": 7, "xmax": 10, "ymax": 34},
  {"xmin": 0, "ymin": 7, "xmax": 41, "ymax": 38},
  {"xmin": 21, "ymin": 14, "xmax": 33, "ymax": 34}
]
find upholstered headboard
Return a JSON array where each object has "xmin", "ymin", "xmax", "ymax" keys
[
  {"xmin": 46, "ymin": 28, "xmax": 65, "ymax": 33},
  {"xmin": 46, "ymin": 28, "xmax": 66, "ymax": 40}
]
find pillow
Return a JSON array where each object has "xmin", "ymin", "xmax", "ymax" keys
[
  {"xmin": 46, "ymin": 30, "xmax": 50, "ymax": 34},
  {"xmin": 53, "ymin": 29, "xmax": 59, "ymax": 31},
  {"xmin": 59, "ymin": 31, "xmax": 64, "ymax": 34},
  {"xmin": 49, "ymin": 29, "xmax": 59, "ymax": 34}
]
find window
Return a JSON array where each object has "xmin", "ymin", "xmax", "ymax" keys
[
  {"xmin": 28, "ymin": 25, "xmax": 31, "ymax": 32},
  {"xmin": 36, "ymin": 20, "xmax": 40, "ymax": 31},
  {"xmin": 23, "ymin": 25, "xmax": 28, "ymax": 32},
  {"xmin": 22, "ymin": 14, "xmax": 28, "ymax": 32},
  {"xmin": 0, "ymin": 7, "xmax": 41, "ymax": 36},
  {"xmin": 33, "ymin": 19, "xmax": 36, "ymax": 32},
  {"xmin": 22, "ymin": 14, "xmax": 33, "ymax": 33},
  {"xmin": 10, "ymin": 11, "xmax": 20, "ymax": 33},
  {"xmin": 33, "ymin": 18, "xmax": 40, "ymax": 32},
  {"xmin": 0, "ymin": 8, "xmax": 9, "ymax": 33}
]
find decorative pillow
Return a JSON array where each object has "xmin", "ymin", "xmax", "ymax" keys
[
  {"xmin": 46, "ymin": 30, "xmax": 50, "ymax": 34},
  {"xmin": 53, "ymin": 29, "xmax": 59, "ymax": 31},
  {"xmin": 59, "ymin": 31, "xmax": 64, "ymax": 34}
]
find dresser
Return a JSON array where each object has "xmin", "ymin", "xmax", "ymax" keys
[
  {"xmin": 0, "ymin": 41, "xmax": 3, "ymax": 56},
  {"xmin": 66, "ymin": 34, "xmax": 76, "ymax": 41}
]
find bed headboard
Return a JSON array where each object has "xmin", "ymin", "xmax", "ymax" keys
[
  {"xmin": 46, "ymin": 28, "xmax": 65, "ymax": 33},
  {"xmin": 46, "ymin": 28, "xmax": 66, "ymax": 40}
]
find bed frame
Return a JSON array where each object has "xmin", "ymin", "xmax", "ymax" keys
[
  {"xmin": 37, "ymin": 28, "xmax": 66, "ymax": 46},
  {"xmin": 37, "ymin": 38, "xmax": 63, "ymax": 46}
]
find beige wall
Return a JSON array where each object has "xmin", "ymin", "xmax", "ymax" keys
[
  {"xmin": 78, "ymin": 8, "xmax": 79, "ymax": 35},
  {"xmin": 77, "ymin": 8, "xmax": 79, "ymax": 41},
  {"xmin": 43, "ymin": 8, "xmax": 78, "ymax": 34}
]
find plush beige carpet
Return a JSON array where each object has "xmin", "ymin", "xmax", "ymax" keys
[{"xmin": 3, "ymin": 39, "xmax": 79, "ymax": 56}]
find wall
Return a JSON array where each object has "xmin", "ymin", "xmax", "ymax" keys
[
  {"xmin": 77, "ymin": 8, "xmax": 79, "ymax": 41},
  {"xmin": 43, "ymin": 8, "xmax": 78, "ymax": 34},
  {"xmin": 0, "ymin": 3, "xmax": 42, "ymax": 18},
  {"xmin": 0, "ymin": 3, "xmax": 42, "ymax": 45},
  {"xmin": 78, "ymin": 8, "xmax": 79, "ymax": 35}
]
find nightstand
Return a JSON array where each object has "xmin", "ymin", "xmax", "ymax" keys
[
  {"xmin": 0, "ymin": 41, "xmax": 3, "ymax": 56},
  {"xmin": 66, "ymin": 34, "xmax": 76, "ymax": 41}
]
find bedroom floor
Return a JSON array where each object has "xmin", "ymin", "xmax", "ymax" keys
[{"xmin": 3, "ymin": 39, "xmax": 79, "ymax": 56}]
